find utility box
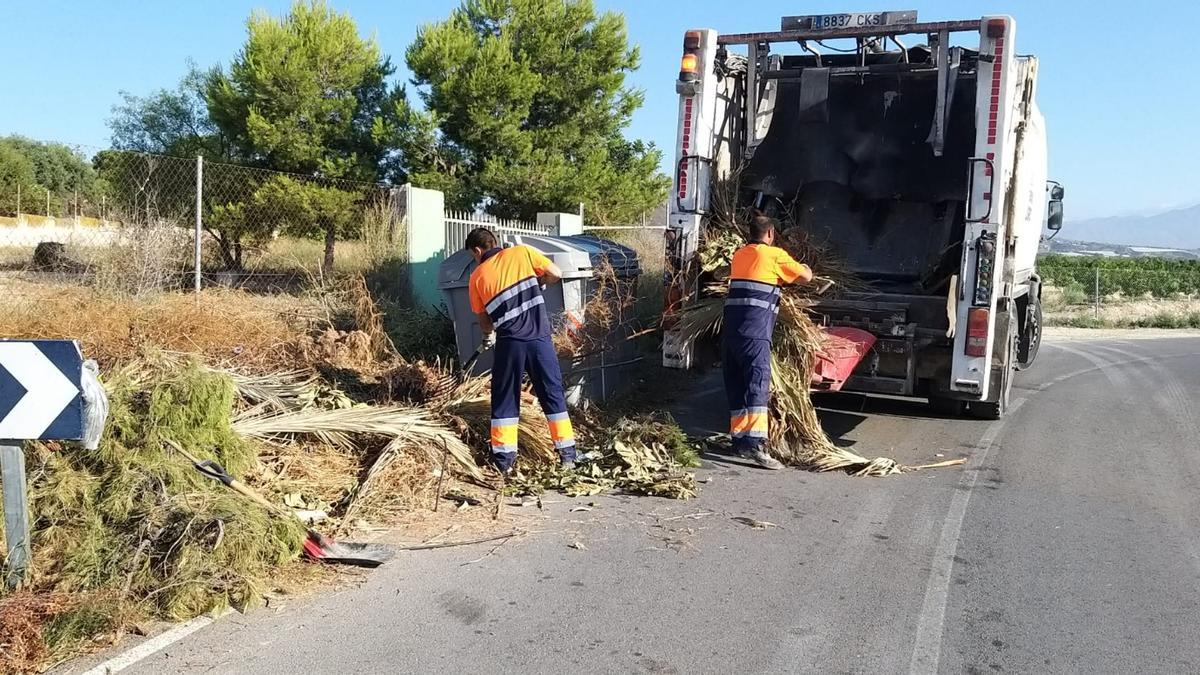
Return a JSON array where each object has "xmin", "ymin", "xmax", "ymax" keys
[{"xmin": 438, "ymin": 234, "xmax": 642, "ymax": 403}]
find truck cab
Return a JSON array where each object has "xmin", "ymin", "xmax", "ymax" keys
[{"xmin": 662, "ymin": 11, "xmax": 1063, "ymax": 419}]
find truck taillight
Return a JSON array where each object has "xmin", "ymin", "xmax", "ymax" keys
[{"xmin": 966, "ymin": 308, "xmax": 990, "ymax": 357}]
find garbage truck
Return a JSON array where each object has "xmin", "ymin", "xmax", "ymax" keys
[{"xmin": 661, "ymin": 11, "xmax": 1065, "ymax": 419}]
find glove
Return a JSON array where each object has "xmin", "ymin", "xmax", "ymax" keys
[{"xmin": 480, "ymin": 332, "xmax": 497, "ymax": 350}]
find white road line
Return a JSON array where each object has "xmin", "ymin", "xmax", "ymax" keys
[
  {"xmin": 78, "ymin": 609, "xmax": 232, "ymax": 675},
  {"xmin": 908, "ymin": 396, "xmax": 1025, "ymax": 675}
]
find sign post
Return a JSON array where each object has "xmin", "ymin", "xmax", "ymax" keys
[
  {"xmin": 0, "ymin": 339, "xmax": 86, "ymax": 589},
  {"xmin": 1, "ymin": 443, "xmax": 31, "ymax": 589}
]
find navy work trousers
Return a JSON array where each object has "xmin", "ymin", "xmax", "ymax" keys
[
  {"xmin": 490, "ymin": 335, "xmax": 576, "ymax": 471},
  {"xmin": 722, "ymin": 337, "xmax": 771, "ymax": 454}
]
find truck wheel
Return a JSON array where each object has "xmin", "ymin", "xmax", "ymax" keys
[
  {"xmin": 927, "ymin": 396, "xmax": 966, "ymax": 417},
  {"xmin": 1016, "ymin": 300, "xmax": 1042, "ymax": 371}
]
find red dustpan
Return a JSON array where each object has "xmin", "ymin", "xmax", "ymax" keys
[{"xmin": 810, "ymin": 326, "xmax": 875, "ymax": 392}]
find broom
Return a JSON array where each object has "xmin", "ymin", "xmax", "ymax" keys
[{"xmin": 164, "ymin": 438, "xmax": 394, "ymax": 567}]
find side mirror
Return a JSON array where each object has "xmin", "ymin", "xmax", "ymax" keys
[
  {"xmin": 1047, "ymin": 200, "xmax": 1064, "ymax": 231},
  {"xmin": 1050, "ymin": 185, "xmax": 1065, "ymax": 201}
]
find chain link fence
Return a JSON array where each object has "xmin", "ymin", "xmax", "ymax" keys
[{"xmin": 1, "ymin": 143, "xmax": 402, "ymax": 295}]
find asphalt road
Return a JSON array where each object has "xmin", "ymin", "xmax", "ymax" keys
[{"xmin": 78, "ymin": 334, "xmax": 1200, "ymax": 674}]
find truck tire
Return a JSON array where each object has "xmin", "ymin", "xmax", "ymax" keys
[{"xmin": 1016, "ymin": 299, "xmax": 1042, "ymax": 371}]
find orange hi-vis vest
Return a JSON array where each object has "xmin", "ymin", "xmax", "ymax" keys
[
  {"xmin": 469, "ymin": 245, "xmax": 555, "ymax": 341},
  {"xmin": 724, "ymin": 243, "xmax": 812, "ymax": 341}
]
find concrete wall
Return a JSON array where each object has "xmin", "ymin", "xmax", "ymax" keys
[
  {"xmin": 404, "ymin": 185, "xmax": 448, "ymax": 308},
  {"xmin": 0, "ymin": 215, "xmax": 122, "ymax": 247}
]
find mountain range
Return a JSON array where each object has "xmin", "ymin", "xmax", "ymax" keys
[{"xmin": 1065, "ymin": 203, "xmax": 1200, "ymax": 249}]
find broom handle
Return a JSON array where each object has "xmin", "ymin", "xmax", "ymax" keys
[{"xmin": 226, "ymin": 478, "xmax": 289, "ymax": 514}]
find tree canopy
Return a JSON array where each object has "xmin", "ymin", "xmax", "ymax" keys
[
  {"xmin": 97, "ymin": 0, "xmax": 669, "ymax": 269},
  {"xmin": 0, "ymin": 136, "xmax": 102, "ymax": 216},
  {"xmin": 205, "ymin": 0, "xmax": 397, "ymax": 182},
  {"xmin": 404, "ymin": 0, "xmax": 668, "ymax": 224}
]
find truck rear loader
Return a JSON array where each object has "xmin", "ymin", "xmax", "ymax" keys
[{"xmin": 662, "ymin": 11, "xmax": 1065, "ymax": 419}]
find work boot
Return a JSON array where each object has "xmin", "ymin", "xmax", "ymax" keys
[
  {"xmin": 739, "ymin": 448, "xmax": 785, "ymax": 471},
  {"xmin": 493, "ymin": 452, "xmax": 517, "ymax": 477},
  {"xmin": 559, "ymin": 448, "xmax": 577, "ymax": 472}
]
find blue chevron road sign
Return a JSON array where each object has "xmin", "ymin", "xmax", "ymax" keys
[{"xmin": 0, "ymin": 339, "xmax": 83, "ymax": 441}]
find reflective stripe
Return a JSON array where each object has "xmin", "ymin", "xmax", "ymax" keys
[
  {"xmin": 491, "ymin": 423, "xmax": 519, "ymax": 447},
  {"xmin": 485, "ymin": 276, "xmax": 539, "ymax": 314},
  {"xmin": 725, "ymin": 297, "xmax": 780, "ymax": 313},
  {"xmin": 732, "ymin": 430, "xmax": 768, "ymax": 439},
  {"xmin": 730, "ymin": 279, "xmax": 781, "ymax": 295},
  {"xmin": 731, "ymin": 410, "xmax": 769, "ymax": 437},
  {"xmin": 553, "ymin": 439, "xmax": 576, "ymax": 450},
  {"xmin": 730, "ymin": 407, "xmax": 768, "ymax": 416},
  {"xmin": 548, "ymin": 417, "xmax": 574, "ymax": 442},
  {"xmin": 491, "ymin": 417, "xmax": 520, "ymax": 427},
  {"xmin": 546, "ymin": 411, "xmax": 570, "ymax": 422},
  {"xmin": 492, "ymin": 445, "xmax": 518, "ymax": 454},
  {"xmin": 494, "ymin": 295, "xmax": 546, "ymax": 327}
]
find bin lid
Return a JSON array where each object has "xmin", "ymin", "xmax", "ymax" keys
[
  {"xmin": 437, "ymin": 233, "xmax": 642, "ymax": 291},
  {"xmin": 557, "ymin": 235, "xmax": 642, "ymax": 278},
  {"xmin": 438, "ymin": 249, "xmax": 475, "ymax": 290}
]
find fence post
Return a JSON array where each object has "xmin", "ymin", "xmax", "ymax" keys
[
  {"xmin": 46, "ymin": 187, "xmax": 50, "ymax": 217},
  {"xmin": 15, "ymin": 184, "xmax": 19, "ymax": 216},
  {"xmin": 1093, "ymin": 267, "xmax": 1100, "ymax": 319},
  {"xmin": 194, "ymin": 155, "xmax": 203, "ymax": 293}
]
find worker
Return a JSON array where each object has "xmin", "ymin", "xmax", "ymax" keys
[
  {"xmin": 723, "ymin": 214, "xmax": 813, "ymax": 470},
  {"xmin": 465, "ymin": 227, "xmax": 576, "ymax": 475}
]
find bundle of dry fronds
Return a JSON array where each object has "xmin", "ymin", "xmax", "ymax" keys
[
  {"xmin": 768, "ymin": 296, "xmax": 902, "ymax": 475},
  {"xmin": 680, "ymin": 175, "xmax": 905, "ymax": 476}
]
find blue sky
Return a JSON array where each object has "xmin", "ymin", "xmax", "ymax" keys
[{"xmin": 1, "ymin": 0, "xmax": 1195, "ymax": 219}]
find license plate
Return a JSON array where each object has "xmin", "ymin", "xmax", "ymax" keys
[
  {"xmin": 814, "ymin": 13, "xmax": 882, "ymax": 29},
  {"xmin": 783, "ymin": 10, "xmax": 917, "ymax": 32}
]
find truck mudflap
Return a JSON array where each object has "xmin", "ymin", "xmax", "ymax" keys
[{"xmin": 810, "ymin": 327, "xmax": 876, "ymax": 392}]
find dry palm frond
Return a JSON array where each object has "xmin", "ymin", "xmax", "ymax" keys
[
  {"xmin": 766, "ymin": 296, "xmax": 903, "ymax": 476},
  {"xmin": 228, "ymin": 369, "xmax": 320, "ymax": 411},
  {"xmin": 444, "ymin": 396, "xmax": 558, "ymax": 467},
  {"xmin": 230, "ymin": 406, "xmax": 483, "ymax": 482},
  {"xmin": 674, "ymin": 297, "xmax": 725, "ymax": 342}
]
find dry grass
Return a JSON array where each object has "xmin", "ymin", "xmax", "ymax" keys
[
  {"xmin": 0, "ymin": 592, "xmax": 75, "ymax": 674},
  {"xmin": 1043, "ymin": 286, "xmax": 1200, "ymax": 328},
  {"xmin": 0, "ymin": 277, "xmax": 319, "ymax": 372},
  {"xmin": 248, "ymin": 238, "xmax": 376, "ymax": 277},
  {"xmin": 608, "ymin": 227, "xmax": 667, "ymax": 329}
]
